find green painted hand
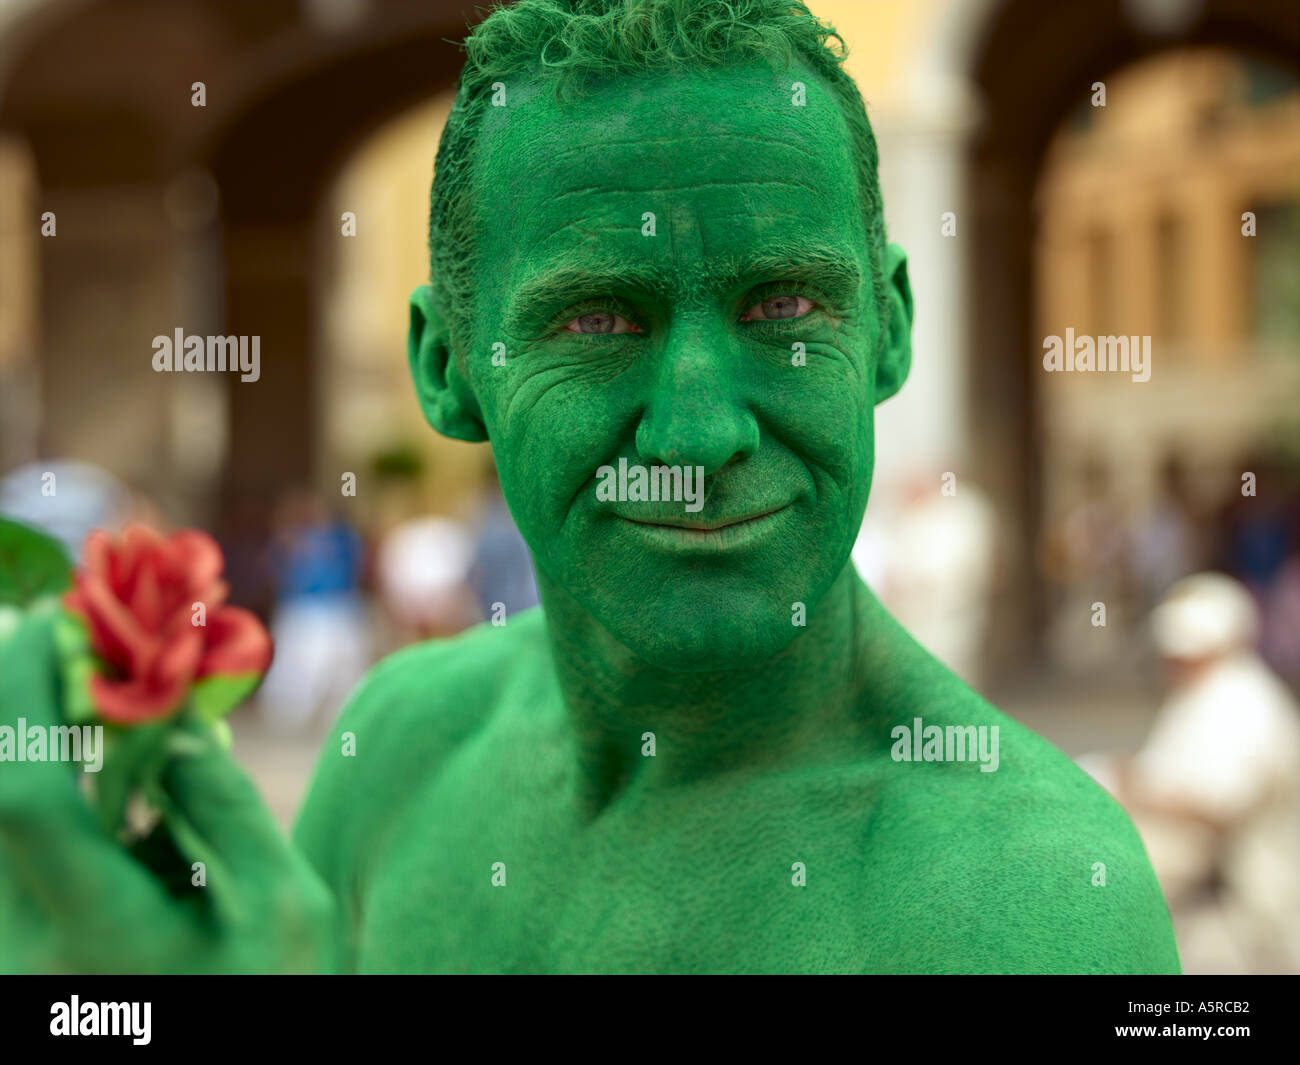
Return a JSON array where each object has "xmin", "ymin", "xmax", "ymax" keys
[{"xmin": 0, "ymin": 615, "xmax": 336, "ymax": 973}]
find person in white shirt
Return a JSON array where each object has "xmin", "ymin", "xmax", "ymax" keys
[{"xmin": 1082, "ymin": 572, "xmax": 1300, "ymax": 973}]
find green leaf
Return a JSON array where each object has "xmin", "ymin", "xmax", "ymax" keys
[
  {"xmin": 0, "ymin": 517, "xmax": 73, "ymax": 608},
  {"xmin": 53, "ymin": 610, "xmax": 100, "ymax": 724},
  {"xmin": 191, "ymin": 672, "xmax": 262, "ymax": 723}
]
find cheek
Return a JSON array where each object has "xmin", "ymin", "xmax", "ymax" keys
[
  {"xmin": 491, "ymin": 385, "xmax": 632, "ymax": 536},
  {"xmin": 755, "ymin": 340, "xmax": 874, "ymax": 491}
]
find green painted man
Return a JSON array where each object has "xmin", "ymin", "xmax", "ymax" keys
[{"xmin": 0, "ymin": 0, "xmax": 1180, "ymax": 974}]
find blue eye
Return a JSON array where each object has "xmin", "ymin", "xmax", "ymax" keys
[
  {"xmin": 564, "ymin": 312, "xmax": 641, "ymax": 334},
  {"xmin": 740, "ymin": 295, "xmax": 816, "ymax": 321}
]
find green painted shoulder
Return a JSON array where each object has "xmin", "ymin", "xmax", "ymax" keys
[
  {"xmin": 993, "ymin": 714, "xmax": 1179, "ymax": 972},
  {"xmin": 899, "ymin": 695, "xmax": 1181, "ymax": 973},
  {"xmin": 864, "ymin": 631, "xmax": 1180, "ymax": 972},
  {"xmin": 291, "ymin": 609, "xmax": 549, "ymax": 963}
]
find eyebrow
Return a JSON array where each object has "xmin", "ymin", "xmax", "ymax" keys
[{"xmin": 502, "ymin": 239, "xmax": 864, "ymax": 333}]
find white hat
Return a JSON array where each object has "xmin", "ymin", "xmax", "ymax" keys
[{"xmin": 1150, "ymin": 572, "xmax": 1259, "ymax": 659}]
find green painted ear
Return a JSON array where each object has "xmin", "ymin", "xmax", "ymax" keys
[
  {"xmin": 407, "ymin": 285, "xmax": 488, "ymax": 443},
  {"xmin": 874, "ymin": 243, "xmax": 914, "ymax": 404}
]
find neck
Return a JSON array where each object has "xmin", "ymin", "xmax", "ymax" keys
[{"xmin": 536, "ymin": 563, "xmax": 880, "ymax": 816}]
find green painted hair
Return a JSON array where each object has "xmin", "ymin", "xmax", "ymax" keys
[{"xmin": 428, "ymin": 0, "xmax": 888, "ymax": 354}]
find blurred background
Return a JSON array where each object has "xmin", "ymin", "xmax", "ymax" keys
[{"xmin": 0, "ymin": 0, "xmax": 1297, "ymax": 972}]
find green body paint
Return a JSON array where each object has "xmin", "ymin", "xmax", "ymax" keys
[
  {"xmin": 297, "ymin": 8, "xmax": 1179, "ymax": 973},
  {"xmin": 0, "ymin": 0, "xmax": 1179, "ymax": 975}
]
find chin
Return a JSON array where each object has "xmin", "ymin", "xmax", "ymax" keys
[{"xmin": 599, "ymin": 584, "xmax": 807, "ymax": 673}]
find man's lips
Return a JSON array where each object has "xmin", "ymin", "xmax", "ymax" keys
[{"xmin": 616, "ymin": 505, "xmax": 790, "ymax": 533}]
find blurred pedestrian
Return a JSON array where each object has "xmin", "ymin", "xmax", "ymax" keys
[
  {"xmin": 258, "ymin": 487, "xmax": 368, "ymax": 733},
  {"xmin": 468, "ymin": 473, "xmax": 538, "ymax": 625},
  {"xmin": 1081, "ymin": 573, "xmax": 1300, "ymax": 972}
]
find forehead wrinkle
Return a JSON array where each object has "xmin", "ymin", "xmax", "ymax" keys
[
  {"xmin": 536, "ymin": 217, "xmax": 631, "ymax": 245},
  {"xmin": 549, "ymin": 175, "xmax": 827, "ymax": 202},
  {"xmin": 547, "ymin": 132, "xmax": 815, "ymax": 165}
]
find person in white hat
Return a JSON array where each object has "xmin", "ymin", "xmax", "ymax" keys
[{"xmin": 1085, "ymin": 572, "xmax": 1300, "ymax": 972}]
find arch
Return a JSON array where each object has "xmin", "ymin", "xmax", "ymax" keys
[
  {"xmin": 961, "ymin": 0, "xmax": 1300, "ymax": 671},
  {"xmin": 0, "ymin": 0, "xmax": 479, "ymax": 512},
  {"xmin": 206, "ymin": 18, "xmax": 472, "ymax": 502}
]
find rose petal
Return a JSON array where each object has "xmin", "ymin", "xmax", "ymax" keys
[
  {"xmin": 88, "ymin": 627, "xmax": 202, "ymax": 724},
  {"xmin": 147, "ymin": 626, "xmax": 203, "ymax": 692},
  {"xmin": 191, "ymin": 579, "xmax": 230, "ymax": 616},
  {"xmin": 112, "ymin": 524, "xmax": 161, "ymax": 599},
  {"xmin": 70, "ymin": 523, "xmax": 260, "ymax": 726},
  {"xmin": 128, "ymin": 552, "xmax": 165, "ymax": 633},
  {"xmin": 171, "ymin": 530, "xmax": 225, "ymax": 599},
  {"xmin": 75, "ymin": 573, "xmax": 158, "ymax": 675},
  {"xmin": 89, "ymin": 673, "xmax": 189, "ymax": 724},
  {"xmin": 198, "ymin": 606, "xmax": 273, "ymax": 677},
  {"xmin": 82, "ymin": 530, "xmax": 113, "ymax": 582}
]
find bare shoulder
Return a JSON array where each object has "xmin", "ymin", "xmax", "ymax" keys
[
  {"xmin": 861, "ymin": 635, "xmax": 1180, "ymax": 972},
  {"xmin": 319, "ymin": 608, "xmax": 549, "ymax": 764},
  {"xmin": 292, "ymin": 610, "xmax": 551, "ymax": 879}
]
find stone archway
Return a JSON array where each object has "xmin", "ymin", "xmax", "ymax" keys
[
  {"xmin": 0, "ymin": 0, "xmax": 480, "ymax": 520},
  {"xmin": 206, "ymin": 22, "xmax": 471, "ymax": 504},
  {"xmin": 962, "ymin": 0, "xmax": 1300, "ymax": 672}
]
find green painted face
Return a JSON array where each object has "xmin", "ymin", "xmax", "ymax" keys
[{"xmin": 410, "ymin": 58, "xmax": 913, "ymax": 671}]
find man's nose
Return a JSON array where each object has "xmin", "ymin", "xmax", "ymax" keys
[{"xmin": 634, "ymin": 315, "xmax": 759, "ymax": 476}]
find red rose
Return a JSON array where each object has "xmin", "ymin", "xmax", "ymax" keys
[{"xmin": 62, "ymin": 524, "xmax": 272, "ymax": 724}]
